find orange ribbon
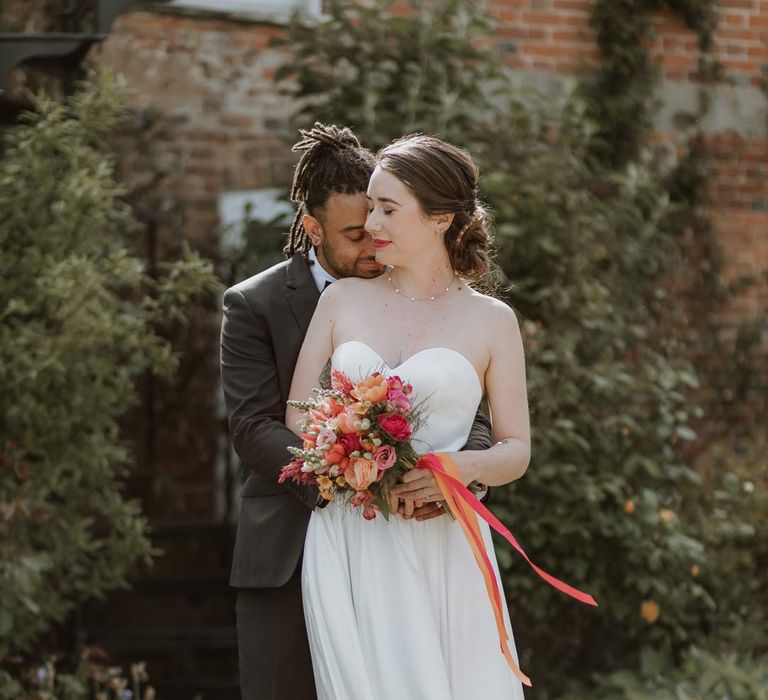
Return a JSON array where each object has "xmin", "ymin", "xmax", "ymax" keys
[{"xmin": 417, "ymin": 453, "xmax": 598, "ymax": 688}]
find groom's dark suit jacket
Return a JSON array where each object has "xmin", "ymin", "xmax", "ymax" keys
[
  {"xmin": 220, "ymin": 253, "xmax": 493, "ymax": 589},
  {"xmin": 221, "ymin": 254, "xmax": 321, "ymax": 589}
]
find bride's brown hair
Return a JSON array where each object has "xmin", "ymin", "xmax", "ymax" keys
[{"xmin": 375, "ymin": 134, "xmax": 492, "ymax": 281}]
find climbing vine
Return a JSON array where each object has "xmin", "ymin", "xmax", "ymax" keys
[
  {"xmin": 587, "ymin": 0, "xmax": 768, "ymax": 441},
  {"xmin": 587, "ymin": 0, "xmax": 719, "ymax": 166}
]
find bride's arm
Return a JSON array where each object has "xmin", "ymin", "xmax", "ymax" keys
[
  {"xmin": 392, "ymin": 300, "xmax": 529, "ymax": 511},
  {"xmin": 452, "ymin": 300, "xmax": 530, "ymax": 486},
  {"xmin": 285, "ymin": 287, "xmax": 338, "ymax": 434}
]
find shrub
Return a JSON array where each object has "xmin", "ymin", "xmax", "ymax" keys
[
  {"xmin": 0, "ymin": 71, "xmax": 219, "ymax": 664},
  {"xmin": 570, "ymin": 646, "xmax": 768, "ymax": 700}
]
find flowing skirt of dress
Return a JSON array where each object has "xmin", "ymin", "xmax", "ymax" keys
[{"xmin": 302, "ymin": 500, "xmax": 526, "ymax": 700}]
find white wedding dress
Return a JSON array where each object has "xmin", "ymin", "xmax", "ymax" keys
[{"xmin": 301, "ymin": 340, "xmax": 525, "ymax": 700}]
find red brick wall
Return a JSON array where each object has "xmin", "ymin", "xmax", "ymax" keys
[
  {"xmin": 96, "ymin": 12, "xmax": 295, "ymax": 250},
  {"xmin": 487, "ymin": 0, "xmax": 767, "ymax": 84}
]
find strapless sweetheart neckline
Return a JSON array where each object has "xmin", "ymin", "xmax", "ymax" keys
[{"xmin": 332, "ymin": 340, "xmax": 483, "ymax": 392}]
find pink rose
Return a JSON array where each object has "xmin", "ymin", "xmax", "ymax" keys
[
  {"xmin": 316, "ymin": 428, "xmax": 336, "ymax": 448},
  {"xmin": 338, "ymin": 433, "xmax": 362, "ymax": 455},
  {"xmin": 344, "ymin": 457, "xmax": 378, "ymax": 491},
  {"xmin": 377, "ymin": 413, "xmax": 413, "ymax": 441},
  {"xmin": 373, "ymin": 445, "xmax": 397, "ymax": 470},
  {"xmin": 387, "ymin": 390, "xmax": 411, "ymax": 413},
  {"xmin": 387, "ymin": 375, "xmax": 405, "ymax": 392}
]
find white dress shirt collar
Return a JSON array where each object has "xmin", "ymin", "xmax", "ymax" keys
[{"xmin": 308, "ymin": 246, "xmax": 337, "ymax": 293}]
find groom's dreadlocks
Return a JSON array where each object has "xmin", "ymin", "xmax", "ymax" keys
[{"xmin": 284, "ymin": 122, "xmax": 375, "ymax": 258}]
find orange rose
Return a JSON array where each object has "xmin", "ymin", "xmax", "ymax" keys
[
  {"xmin": 325, "ymin": 443, "xmax": 347, "ymax": 465},
  {"xmin": 325, "ymin": 397, "xmax": 344, "ymax": 417},
  {"xmin": 336, "ymin": 412, "xmax": 358, "ymax": 434},
  {"xmin": 351, "ymin": 374, "xmax": 388, "ymax": 404},
  {"xmin": 344, "ymin": 457, "xmax": 378, "ymax": 491}
]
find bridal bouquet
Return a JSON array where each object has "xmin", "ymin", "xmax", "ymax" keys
[{"xmin": 279, "ymin": 368, "xmax": 424, "ymax": 519}]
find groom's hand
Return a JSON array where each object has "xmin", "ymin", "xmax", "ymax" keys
[{"xmin": 411, "ymin": 502, "xmax": 445, "ymax": 522}]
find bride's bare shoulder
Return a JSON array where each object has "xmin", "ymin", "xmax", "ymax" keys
[{"xmin": 464, "ymin": 287, "xmax": 520, "ymax": 326}]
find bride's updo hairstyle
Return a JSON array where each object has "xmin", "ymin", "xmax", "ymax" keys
[{"xmin": 375, "ymin": 134, "xmax": 492, "ymax": 281}]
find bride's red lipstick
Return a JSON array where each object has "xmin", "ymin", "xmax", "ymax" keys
[{"xmin": 372, "ymin": 239, "xmax": 391, "ymax": 249}]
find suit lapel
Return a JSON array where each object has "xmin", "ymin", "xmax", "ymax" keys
[{"xmin": 285, "ymin": 254, "xmax": 320, "ymax": 335}]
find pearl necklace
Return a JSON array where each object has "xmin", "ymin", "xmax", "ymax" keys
[{"xmin": 387, "ymin": 269, "xmax": 456, "ymax": 302}]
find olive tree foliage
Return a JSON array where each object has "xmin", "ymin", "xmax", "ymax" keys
[{"xmin": 0, "ymin": 72, "xmax": 220, "ymax": 660}]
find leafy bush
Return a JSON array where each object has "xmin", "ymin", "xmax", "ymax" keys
[
  {"xmin": 473, "ymin": 89, "xmax": 717, "ymax": 688},
  {"xmin": 0, "ymin": 71, "xmax": 219, "ymax": 664},
  {"xmin": 570, "ymin": 646, "xmax": 768, "ymax": 700},
  {"xmin": 681, "ymin": 440, "xmax": 768, "ymax": 654},
  {"xmin": 0, "ymin": 648, "xmax": 155, "ymax": 700}
]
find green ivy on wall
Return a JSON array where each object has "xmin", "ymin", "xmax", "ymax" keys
[{"xmin": 587, "ymin": 0, "xmax": 719, "ymax": 167}]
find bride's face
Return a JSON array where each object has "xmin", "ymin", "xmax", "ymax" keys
[{"xmin": 364, "ymin": 166, "xmax": 443, "ymax": 266}]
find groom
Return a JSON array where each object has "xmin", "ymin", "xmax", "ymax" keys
[{"xmin": 220, "ymin": 123, "xmax": 493, "ymax": 700}]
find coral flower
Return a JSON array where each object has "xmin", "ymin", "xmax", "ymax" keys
[
  {"xmin": 331, "ymin": 369, "xmax": 355, "ymax": 396},
  {"xmin": 350, "ymin": 489, "xmax": 377, "ymax": 520},
  {"xmin": 351, "ymin": 374, "xmax": 388, "ymax": 403},
  {"xmin": 324, "ymin": 397, "xmax": 344, "ymax": 417},
  {"xmin": 344, "ymin": 457, "xmax": 378, "ymax": 491},
  {"xmin": 336, "ymin": 412, "xmax": 359, "ymax": 434},
  {"xmin": 325, "ymin": 443, "xmax": 347, "ymax": 465},
  {"xmin": 309, "ymin": 408, "xmax": 329, "ymax": 423}
]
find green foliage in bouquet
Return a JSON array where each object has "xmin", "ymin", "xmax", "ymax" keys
[
  {"xmin": 273, "ymin": 0, "xmax": 764, "ymax": 695},
  {"xmin": 0, "ymin": 72, "xmax": 220, "ymax": 660}
]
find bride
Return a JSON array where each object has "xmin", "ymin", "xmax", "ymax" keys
[{"xmin": 286, "ymin": 134, "xmax": 529, "ymax": 699}]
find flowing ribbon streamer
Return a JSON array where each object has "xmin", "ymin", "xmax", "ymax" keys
[{"xmin": 417, "ymin": 453, "xmax": 598, "ymax": 688}]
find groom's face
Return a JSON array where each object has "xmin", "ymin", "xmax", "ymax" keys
[{"xmin": 306, "ymin": 192, "xmax": 385, "ymax": 279}]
